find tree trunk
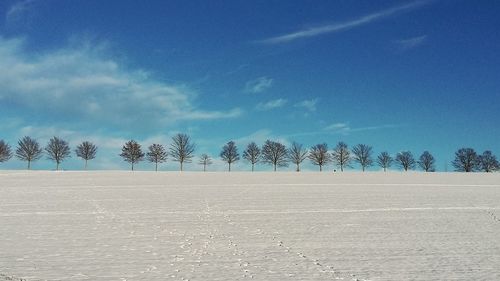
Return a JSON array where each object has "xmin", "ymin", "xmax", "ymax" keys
[
  {"xmin": 132, "ymin": 162, "xmax": 134, "ymax": 171},
  {"xmin": 229, "ymin": 162, "xmax": 231, "ymax": 172},
  {"xmin": 362, "ymin": 166, "xmax": 365, "ymax": 172},
  {"xmin": 296, "ymin": 164, "xmax": 299, "ymax": 172},
  {"xmin": 274, "ymin": 164, "xmax": 277, "ymax": 172},
  {"xmin": 203, "ymin": 163, "xmax": 206, "ymax": 172},
  {"xmin": 85, "ymin": 160, "xmax": 88, "ymax": 170},
  {"xmin": 28, "ymin": 160, "xmax": 31, "ymax": 170},
  {"xmin": 180, "ymin": 162, "xmax": 183, "ymax": 172},
  {"xmin": 319, "ymin": 165, "xmax": 322, "ymax": 172},
  {"xmin": 56, "ymin": 162, "xmax": 59, "ymax": 171},
  {"xmin": 252, "ymin": 163, "xmax": 254, "ymax": 172}
]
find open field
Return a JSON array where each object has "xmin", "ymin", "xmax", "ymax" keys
[{"xmin": 1, "ymin": 171, "xmax": 500, "ymax": 281}]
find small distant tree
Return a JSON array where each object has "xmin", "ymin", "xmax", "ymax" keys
[
  {"xmin": 147, "ymin": 144, "xmax": 167, "ymax": 171},
  {"xmin": 198, "ymin": 154, "xmax": 213, "ymax": 172},
  {"xmin": 395, "ymin": 151, "xmax": 416, "ymax": 171},
  {"xmin": 0, "ymin": 140, "xmax": 12, "ymax": 163},
  {"xmin": 243, "ymin": 142, "xmax": 261, "ymax": 171},
  {"xmin": 377, "ymin": 151, "xmax": 393, "ymax": 172},
  {"xmin": 220, "ymin": 141, "xmax": 239, "ymax": 172},
  {"xmin": 120, "ymin": 140, "xmax": 144, "ymax": 171},
  {"xmin": 418, "ymin": 151, "xmax": 435, "ymax": 172},
  {"xmin": 45, "ymin": 136, "xmax": 71, "ymax": 170},
  {"xmin": 452, "ymin": 148, "xmax": 479, "ymax": 172},
  {"xmin": 308, "ymin": 143, "xmax": 330, "ymax": 172},
  {"xmin": 75, "ymin": 141, "xmax": 97, "ymax": 169},
  {"xmin": 261, "ymin": 140, "xmax": 288, "ymax": 171},
  {"xmin": 169, "ymin": 133, "xmax": 195, "ymax": 171},
  {"xmin": 352, "ymin": 144, "xmax": 373, "ymax": 172},
  {"xmin": 288, "ymin": 142, "xmax": 308, "ymax": 172},
  {"xmin": 16, "ymin": 136, "xmax": 43, "ymax": 170},
  {"xmin": 332, "ymin": 142, "xmax": 350, "ymax": 172},
  {"xmin": 478, "ymin": 150, "xmax": 498, "ymax": 172}
]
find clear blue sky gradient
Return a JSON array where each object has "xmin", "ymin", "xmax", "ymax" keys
[{"xmin": 0, "ymin": 0, "xmax": 498, "ymax": 171}]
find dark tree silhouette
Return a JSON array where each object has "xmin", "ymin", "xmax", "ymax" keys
[
  {"xmin": 198, "ymin": 154, "xmax": 213, "ymax": 172},
  {"xmin": 478, "ymin": 150, "xmax": 498, "ymax": 172},
  {"xmin": 452, "ymin": 148, "xmax": 479, "ymax": 172},
  {"xmin": 45, "ymin": 136, "xmax": 71, "ymax": 170},
  {"xmin": 377, "ymin": 151, "xmax": 393, "ymax": 172},
  {"xmin": 16, "ymin": 136, "xmax": 43, "ymax": 170},
  {"xmin": 0, "ymin": 140, "xmax": 12, "ymax": 163},
  {"xmin": 169, "ymin": 133, "xmax": 195, "ymax": 171},
  {"xmin": 332, "ymin": 142, "xmax": 350, "ymax": 172},
  {"xmin": 308, "ymin": 143, "xmax": 330, "ymax": 171},
  {"xmin": 261, "ymin": 140, "xmax": 288, "ymax": 171},
  {"xmin": 395, "ymin": 151, "xmax": 416, "ymax": 171},
  {"xmin": 147, "ymin": 144, "xmax": 167, "ymax": 171},
  {"xmin": 220, "ymin": 141, "xmax": 239, "ymax": 172},
  {"xmin": 418, "ymin": 151, "xmax": 435, "ymax": 172},
  {"xmin": 288, "ymin": 142, "xmax": 308, "ymax": 172},
  {"xmin": 75, "ymin": 141, "xmax": 97, "ymax": 169},
  {"xmin": 120, "ymin": 140, "xmax": 144, "ymax": 171},
  {"xmin": 243, "ymin": 142, "xmax": 260, "ymax": 172},
  {"xmin": 352, "ymin": 144, "xmax": 373, "ymax": 172}
]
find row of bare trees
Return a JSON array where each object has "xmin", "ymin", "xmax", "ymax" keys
[
  {"xmin": 0, "ymin": 137, "xmax": 96, "ymax": 170},
  {"xmin": 0, "ymin": 135, "xmax": 498, "ymax": 172}
]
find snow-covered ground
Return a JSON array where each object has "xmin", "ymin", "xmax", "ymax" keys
[{"xmin": 1, "ymin": 171, "xmax": 499, "ymax": 281}]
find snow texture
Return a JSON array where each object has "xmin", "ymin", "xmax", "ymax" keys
[{"xmin": 1, "ymin": 171, "xmax": 500, "ymax": 281}]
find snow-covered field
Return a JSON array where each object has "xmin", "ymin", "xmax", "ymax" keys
[{"xmin": 1, "ymin": 171, "xmax": 499, "ymax": 281}]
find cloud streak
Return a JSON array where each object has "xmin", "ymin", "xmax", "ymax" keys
[
  {"xmin": 395, "ymin": 35, "xmax": 428, "ymax": 50},
  {"xmin": 259, "ymin": 1, "xmax": 430, "ymax": 44},
  {"xmin": 256, "ymin": 98, "xmax": 287, "ymax": 111},
  {"xmin": 245, "ymin": 76, "xmax": 273, "ymax": 93}
]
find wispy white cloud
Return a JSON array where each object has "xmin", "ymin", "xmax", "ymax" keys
[
  {"xmin": 295, "ymin": 98, "xmax": 318, "ymax": 112},
  {"xmin": 258, "ymin": 1, "xmax": 430, "ymax": 44},
  {"xmin": 324, "ymin": 123, "xmax": 399, "ymax": 135},
  {"xmin": 256, "ymin": 98, "xmax": 287, "ymax": 111},
  {"xmin": 0, "ymin": 37, "xmax": 242, "ymax": 131},
  {"xmin": 245, "ymin": 76, "xmax": 273, "ymax": 93},
  {"xmin": 395, "ymin": 35, "xmax": 428, "ymax": 50},
  {"xmin": 6, "ymin": 0, "xmax": 37, "ymax": 23}
]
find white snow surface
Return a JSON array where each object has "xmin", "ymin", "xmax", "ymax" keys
[{"xmin": 1, "ymin": 171, "xmax": 500, "ymax": 281}]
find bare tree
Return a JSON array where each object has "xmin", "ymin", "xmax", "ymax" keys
[
  {"xmin": 452, "ymin": 148, "xmax": 479, "ymax": 172},
  {"xmin": 0, "ymin": 140, "xmax": 12, "ymax": 163},
  {"xmin": 120, "ymin": 140, "xmax": 144, "ymax": 171},
  {"xmin": 331, "ymin": 142, "xmax": 350, "ymax": 172},
  {"xmin": 308, "ymin": 143, "xmax": 330, "ymax": 171},
  {"xmin": 478, "ymin": 150, "xmax": 498, "ymax": 172},
  {"xmin": 352, "ymin": 144, "xmax": 373, "ymax": 172},
  {"xmin": 45, "ymin": 137, "xmax": 71, "ymax": 170},
  {"xmin": 261, "ymin": 140, "xmax": 288, "ymax": 171},
  {"xmin": 395, "ymin": 151, "xmax": 416, "ymax": 171},
  {"xmin": 220, "ymin": 141, "xmax": 239, "ymax": 172},
  {"xmin": 418, "ymin": 151, "xmax": 435, "ymax": 172},
  {"xmin": 16, "ymin": 136, "xmax": 43, "ymax": 170},
  {"xmin": 377, "ymin": 151, "xmax": 393, "ymax": 172},
  {"xmin": 288, "ymin": 142, "xmax": 308, "ymax": 172},
  {"xmin": 169, "ymin": 133, "xmax": 195, "ymax": 171},
  {"xmin": 147, "ymin": 144, "xmax": 167, "ymax": 171},
  {"xmin": 243, "ymin": 142, "xmax": 260, "ymax": 171},
  {"xmin": 75, "ymin": 141, "xmax": 97, "ymax": 169},
  {"xmin": 198, "ymin": 154, "xmax": 213, "ymax": 172}
]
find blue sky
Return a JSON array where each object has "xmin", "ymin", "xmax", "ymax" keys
[{"xmin": 0, "ymin": 0, "xmax": 498, "ymax": 171}]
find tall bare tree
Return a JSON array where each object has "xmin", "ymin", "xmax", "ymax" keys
[
  {"xmin": 331, "ymin": 142, "xmax": 350, "ymax": 172},
  {"xmin": 452, "ymin": 148, "xmax": 479, "ymax": 172},
  {"xmin": 261, "ymin": 140, "xmax": 288, "ymax": 171},
  {"xmin": 352, "ymin": 144, "xmax": 373, "ymax": 172},
  {"xmin": 45, "ymin": 137, "xmax": 71, "ymax": 170},
  {"xmin": 220, "ymin": 141, "xmax": 239, "ymax": 172},
  {"xmin": 120, "ymin": 140, "xmax": 144, "ymax": 171},
  {"xmin": 147, "ymin": 144, "xmax": 167, "ymax": 171},
  {"xmin": 16, "ymin": 136, "xmax": 43, "ymax": 170},
  {"xmin": 243, "ymin": 142, "xmax": 260, "ymax": 171},
  {"xmin": 169, "ymin": 133, "xmax": 195, "ymax": 171},
  {"xmin": 418, "ymin": 151, "xmax": 435, "ymax": 172},
  {"xmin": 0, "ymin": 140, "xmax": 12, "ymax": 163},
  {"xmin": 308, "ymin": 143, "xmax": 330, "ymax": 171},
  {"xmin": 395, "ymin": 151, "xmax": 415, "ymax": 171},
  {"xmin": 377, "ymin": 151, "xmax": 393, "ymax": 172},
  {"xmin": 198, "ymin": 154, "xmax": 213, "ymax": 172},
  {"xmin": 288, "ymin": 142, "xmax": 308, "ymax": 172},
  {"xmin": 478, "ymin": 150, "xmax": 498, "ymax": 172},
  {"xmin": 75, "ymin": 141, "xmax": 97, "ymax": 169}
]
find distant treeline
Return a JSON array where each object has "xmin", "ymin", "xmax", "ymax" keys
[{"xmin": 0, "ymin": 134, "xmax": 498, "ymax": 172}]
